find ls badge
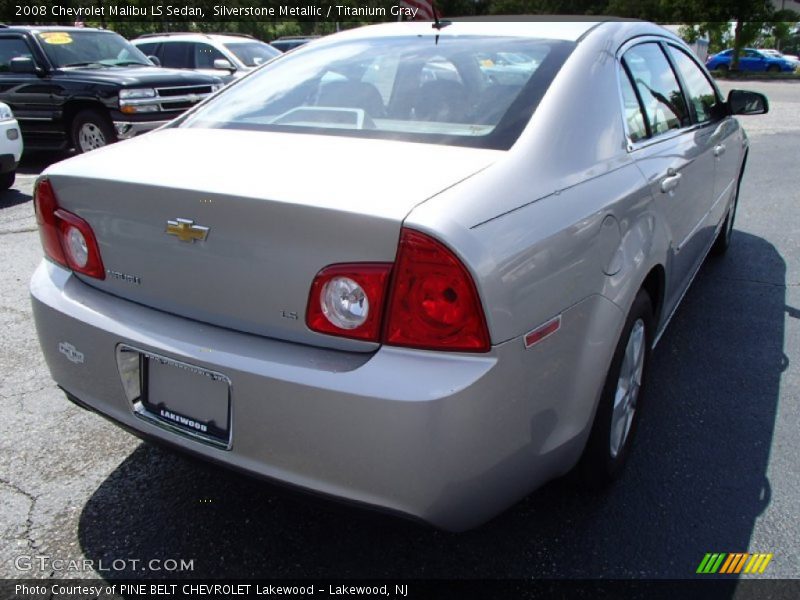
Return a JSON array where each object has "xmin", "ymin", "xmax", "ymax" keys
[{"xmin": 166, "ymin": 218, "xmax": 209, "ymax": 243}]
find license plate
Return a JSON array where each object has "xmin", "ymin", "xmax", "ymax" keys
[{"xmin": 133, "ymin": 351, "xmax": 231, "ymax": 448}]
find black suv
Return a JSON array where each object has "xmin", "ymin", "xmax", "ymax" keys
[{"xmin": 0, "ymin": 25, "xmax": 222, "ymax": 153}]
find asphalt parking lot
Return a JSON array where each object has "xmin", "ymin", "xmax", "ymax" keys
[{"xmin": 1, "ymin": 80, "xmax": 799, "ymax": 581}]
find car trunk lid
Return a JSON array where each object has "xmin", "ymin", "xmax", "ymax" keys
[{"xmin": 43, "ymin": 128, "xmax": 500, "ymax": 351}]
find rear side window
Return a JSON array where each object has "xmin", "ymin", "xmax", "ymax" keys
[
  {"xmin": 667, "ymin": 46, "xmax": 719, "ymax": 124},
  {"xmin": 623, "ymin": 43, "xmax": 689, "ymax": 136},
  {"xmin": 619, "ymin": 68, "xmax": 647, "ymax": 142}
]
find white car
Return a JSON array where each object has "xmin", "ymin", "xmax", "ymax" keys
[
  {"xmin": 0, "ymin": 102, "xmax": 23, "ymax": 190},
  {"xmin": 760, "ymin": 48, "xmax": 800, "ymax": 69},
  {"xmin": 133, "ymin": 33, "xmax": 281, "ymax": 84}
]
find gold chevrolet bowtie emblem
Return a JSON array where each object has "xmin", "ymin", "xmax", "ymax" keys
[{"xmin": 166, "ymin": 218, "xmax": 209, "ymax": 243}]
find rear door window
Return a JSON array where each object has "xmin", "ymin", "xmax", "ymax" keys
[{"xmin": 622, "ymin": 43, "xmax": 689, "ymax": 137}]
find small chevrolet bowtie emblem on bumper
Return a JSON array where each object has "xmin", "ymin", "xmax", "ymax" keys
[{"xmin": 166, "ymin": 218, "xmax": 209, "ymax": 243}]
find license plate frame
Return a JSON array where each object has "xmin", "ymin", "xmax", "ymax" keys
[{"xmin": 122, "ymin": 346, "xmax": 232, "ymax": 449}]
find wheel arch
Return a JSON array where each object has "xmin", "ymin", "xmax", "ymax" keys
[
  {"xmin": 63, "ymin": 101, "xmax": 110, "ymax": 138},
  {"xmin": 640, "ymin": 264, "xmax": 666, "ymax": 331}
]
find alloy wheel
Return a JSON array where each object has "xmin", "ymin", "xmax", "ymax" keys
[{"xmin": 610, "ymin": 318, "xmax": 645, "ymax": 458}]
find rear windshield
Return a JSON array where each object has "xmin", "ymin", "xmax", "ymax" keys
[{"xmin": 180, "ymin": 35, "xmax": 575, "ymax": 150}]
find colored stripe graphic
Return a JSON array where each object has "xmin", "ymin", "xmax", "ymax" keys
[
  {"xmin": 732, "ymin": 553, "xmax": 750, "ymax": 573},
  {"xmin": 720, "ymin": 553, "xmax": 748, "ymax": 574},
  {"xmin": 697, "ymin": 553, "xmax": 727, "ymax": 573},
  {"xmin": 698, "ymin": 553, "xmax": 773, "ymax": 574},
  {"xmin": 720, "ymin": 554, "xmax": 737, "ymax": 574},
  {"xmin": 744, "ymin": 553, "xmax": 773, "ymax": 574}
]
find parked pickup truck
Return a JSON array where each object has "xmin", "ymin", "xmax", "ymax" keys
[{"xmin": 0, "ymin": 25, "xmax": 222, "ymax": 153}]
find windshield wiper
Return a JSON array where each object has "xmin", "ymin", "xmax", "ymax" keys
[
  {"xmin": 113, "ymin": 61, "xmax": 151, "ymax": 67},
  {"xmin": 62, "ymin": 62, "xmax": 109, "ymax": 68}
]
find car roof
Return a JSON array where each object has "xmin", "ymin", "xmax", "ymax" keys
[
  {"xmin": 2, "ymin": 25, "xmax": 112, "ymax": 33},
  {"xmin": 329, "ymin": 19, "xmax": 605, "ymax": 43},
  {"xmin": 134, "ymin": 33, "xmax": 259, "ymax": 43}
]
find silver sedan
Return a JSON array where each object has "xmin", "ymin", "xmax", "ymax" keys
[{"xmin": 30, "ymin": 20, "xmax": 767, "ymax": 531}]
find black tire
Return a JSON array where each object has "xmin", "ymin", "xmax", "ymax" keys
[
  {"xmin": 718, "ymin": 63, "xmax": 729, "ymax": 72},
  {"xmin": 71, "ymin": 109, "xmax": 117, "ymax": 153},
  {"xmin": 711, "ymin": 175, "xmax": 741, "ymax": 256},
  {"xmin": 767, "ymin": 65, "xmax": 781, "ymax": 73},
  {"xmin": 0, "ymin": 170, "xmax": 14, "ymax": 190},
  {"xmin": 576, "ymin": 289, "xmax": 654, "ymax": 487}
]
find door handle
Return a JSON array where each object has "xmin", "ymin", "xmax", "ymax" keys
[
  {"xmin": 660, "ymin": 172, "xmax": 682, "ymax": 193},
  {"xmin": 714, "ymin": 144, "xmax": 726, "ymax": 157}
]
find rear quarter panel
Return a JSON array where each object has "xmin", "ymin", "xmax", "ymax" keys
[{"xmin": 404, "ymin": 22, "xmax": 676, "ymax": 443}]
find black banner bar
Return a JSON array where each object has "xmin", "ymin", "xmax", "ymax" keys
[{"xmin": 3, "ymin": 579, "xmax": 800, "ymax": 600}]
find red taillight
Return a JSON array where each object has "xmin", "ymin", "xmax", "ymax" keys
[
  {"xmin": 307, "ymin": 230, "xmax": 490, "ymax": 352},
  {"xmin": 34, "ymin": 179, "xmax": 67, "ymax": 267},
  {"xmin": 306, "ymin": 263, "xmax": 392, "ymax": 342},
  {"xmin": 33, "ymin": 178, "xmax": 105, "ymax": 279},
  {"xmin": 384, "ymin": 229, "xmax": 490, "ymax": 352}
]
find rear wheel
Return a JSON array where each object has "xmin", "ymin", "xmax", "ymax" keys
[
  {"xmin": 71, "ymin": 109, "xmax": 117, "ymax": 153},
  {"xmin": 0, "ymin": 170, "xmax": 14, "ymax": 190},
  {"xmin": 577, "ymin": 289, "xmax": 653, "ymax": 486}
]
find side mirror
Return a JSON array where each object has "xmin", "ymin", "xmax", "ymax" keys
[
  {"xmin": 213, "ymin": 58, "xmax": 235, "ymax": 72},
  {"xmin": 147, "ymin": 55, "xmax": 161, "ymax": 67},
  {"xmin": 9, "ymin": 56, "xmax": 38, "ymax": 74},
  {"xmin": 728, "ymin": 89, "xmax": 769, "ymax": 115}
]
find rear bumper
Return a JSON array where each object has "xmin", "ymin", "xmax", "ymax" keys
[{"xmin": 30, "ymin": 260, "xmax": 622, "ymax": 530}]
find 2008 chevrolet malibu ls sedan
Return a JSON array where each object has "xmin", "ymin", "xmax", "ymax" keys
[{"xmin": 30, "ymin": 20, "xmax": 767, "ymax": 531}]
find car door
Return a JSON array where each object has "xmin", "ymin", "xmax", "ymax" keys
[
  {"xmin": 739, "ymin": 49, "xmax": 765, "ymax": 72},
  {"xmin": 0, "ymin": 34, "xmax": 63, "ymax": 145},
  {"xmin": 619, "ymin": 41, "xmax": 716, "ymax": 314},
  {"xmin": 667, "ymin": 44, "xmax": 742, "ymax": 237}
]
